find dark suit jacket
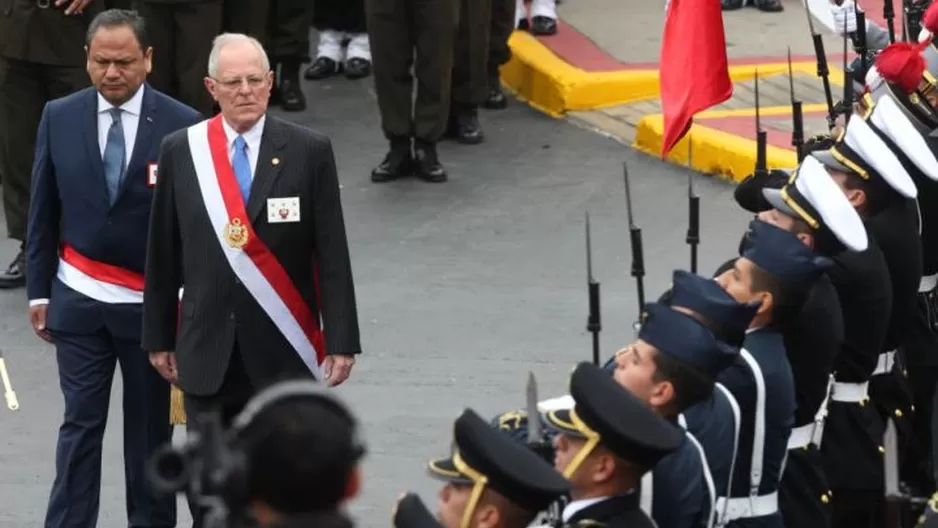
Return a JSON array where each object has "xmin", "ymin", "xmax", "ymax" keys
[
  {"xmin": 141, "ymin": 114, "xmax": 362, "ymax": 396},
  {"xmin": 25, "ymin": 84, "xmax": 200, "ymax": 340},
  {"xmin": 564, "ymin": 494, "xmax": 656, "ymax": 528},
  {"xmin": 0, "ymin": 0, "xmax": 103, "ymax": 65}
]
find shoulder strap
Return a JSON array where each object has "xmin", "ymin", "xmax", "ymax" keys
[{"xmin": 739, "ymin": 349, "xmax": 767, "ymax": 498}]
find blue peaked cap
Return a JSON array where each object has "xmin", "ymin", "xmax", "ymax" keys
[
  {"xmin": 741, "ymin": 219, "xmax": 832, "ymax": 286},
  {"xmin": 670, "ymin": 270, "xmax": 759, "ymax": 348},
  {"xmin": 638, "ymin": 302, "xmax": 740, "ymax": 378}
]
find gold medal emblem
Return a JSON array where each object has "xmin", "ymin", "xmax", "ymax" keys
[{"xmin": 223, "ymin": 217, "xmax": 249, "ymax": 249}]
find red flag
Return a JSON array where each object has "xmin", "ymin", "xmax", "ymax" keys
[{"xmin": 659, "ymin": 0, "xmax": 733, "ymax": 156}]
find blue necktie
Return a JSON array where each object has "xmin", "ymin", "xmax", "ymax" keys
[
  {"xmin": 232, "ymin": 136, "xmax": 252, "ymax": 203},
  {"xmin": 103, "ymin": 107, "xmax": 125, "ymax": 205}
]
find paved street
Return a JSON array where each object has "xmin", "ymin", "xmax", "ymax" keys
[{"xmin": 0, "ymin": 75, "xmax": 751, "ymax": 526}]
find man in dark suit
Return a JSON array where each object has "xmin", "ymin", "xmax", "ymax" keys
[
  {"xmin": 141, "ymin": 33, "xmax": 362, "ymax": 425},
  {"xmin": 0, "ymin": 0, "xmax": 101, "ymax": 289},
  {"xmin": 24, "ymin": 10, "xmax": 201, "ymax": 528}
]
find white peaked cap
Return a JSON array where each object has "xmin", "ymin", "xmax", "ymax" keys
[
  {"xmin": 762, "ymin": 155, "xmax": 869, "ymax": 253},
  {"xmin": 871, "ymin": 95, "xmax": 938, "ymax": 181},
  {"xmin": 537, "ymin": 395, "xmax": 575, "ymax": 412},
  {"xmin": 866, "ymin": 66, "xmax": 884, "ymax": 92},
  {"xmin": 812, "ymin": 113, "xmax": 918, "ymax": 198}
]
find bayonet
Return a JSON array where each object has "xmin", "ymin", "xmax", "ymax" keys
[
  {"xmin": 884, "ymin": 0, "xmax": 897, "ymax": 43},
  {"xmin": 755, "ymin": 70, "xmax": 768, "ymax": 176},
  {"xmin": 804, "ymin": 0, "xmax": 837, "ymax": 129},
  {"xmin": 855, "ymin": 7, "xmax": 869, "ymax": 74},
  {"xmin": 526, "ymin": 372, "xmax": 543, "ymax": 443},
  {"xmin": 843, "ymin": 20, "xmax": 854, "ymax": 124},
  {"xmin": 884, "ymin": 418, "xmax": 900, "ymax": 499},
  {"xmin": 0, "ymin": 348, "xmax": 19, "ymax": 411},
  {"xmin": 686, "ymin": 170, "xmax": 699, "ymax": 274},
  {"xmin": 624, "ymin": 163, "xmax": 646, "ymax": 336},
  {"xmin": 585, "ymin": 213, "xmax": 601, "ymax": 366},
  {"xmin": 788, "ymin": 48, "xmax": 806, "ymax": 162}
]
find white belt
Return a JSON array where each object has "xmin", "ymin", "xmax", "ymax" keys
[
  {"xmin": 921, "ymin": 273, "xmax": 938, "ymax": 293},
  {"xmin": 830, "ymin": 381, "xmax": 869, "ymax": 403},
  {"xmin": 872, "ymin": 350, "xmax": 896, "ymax": 376},
  {"xmin": 715, "ymin": 492, "xmax": 779, "ymax": 521}
]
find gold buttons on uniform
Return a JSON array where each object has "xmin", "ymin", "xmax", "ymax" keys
[
  {"xmin": 878, "ymin": 445, "xmax": 886, "ymax": 454},
  {"xmin": 895, "ymin": 409, "xmax": 904, "ymax": 418}
]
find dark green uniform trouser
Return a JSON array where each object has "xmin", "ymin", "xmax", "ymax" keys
[
  {"xmin": 0, "ymin": 58, "xmax": 89, "ymax": 241},
  {"xmin": 138, "ymin": 1, "xmax": 222, "ymax": 117},
  {"xmin": 223, "ymin": 0, "xmax": 313, "ymax": 64},
  {"xmin": 451, "ymin": 0, "xmax": 491, "ymax": 106},
  {"xmin": 489, "ymin": 0, "xmax": 515, "ymax": 74},
  {"xmin": 366, "ymin": 0, "xmax": 458, "ymax": 143}
]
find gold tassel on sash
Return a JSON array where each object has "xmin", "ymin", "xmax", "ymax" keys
[{"xmin": 169, "ymin": 385, "xmax": 187, "ymax": 425}]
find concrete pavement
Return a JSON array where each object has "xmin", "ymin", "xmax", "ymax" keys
[
  {"xmin": 0, "ymin": 70, "xmax": 752, "ymax": 526},
  {"xmin": 502, "ymin": 0, "xmax": 883, "ymax": 180}
]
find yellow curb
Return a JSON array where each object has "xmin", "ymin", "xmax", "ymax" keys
[
  {"xmin": 501, "ymin": 30, "xmax": 847, "ymax": 116},
  {"xmin": 633, "ymin": 114, "xmax": 799, "ymax": 183}
]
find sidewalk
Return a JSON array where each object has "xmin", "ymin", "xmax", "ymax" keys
[{"xmin": 502, "ymin": 0, "xmax": 888, "ymax": 182}]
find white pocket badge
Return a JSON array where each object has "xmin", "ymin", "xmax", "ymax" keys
[
  {"xmin": 147, "ymin": 163, "xmax": 158, "ymax": 187},
  {"xmin": 267, "ymin": 197, "xmax": 301, "ymax": 223}
]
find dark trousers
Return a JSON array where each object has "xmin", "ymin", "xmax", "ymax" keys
[
  {"xmin": 901, "ymin": 289, "xmax": 938, "ymax": 492},
  {"xmin": 779, "ymin": 445, "xmax": 832, "ymax": 528},
  {"xmin": 365, "ymin": 0, "xmax": 458, "ymax": 143},
  {"xmin": 0, "ymin": 58, "xmax": 88, "ymax": 241},
  {"xmin": 137, "ymin": 1, "xmax": 222, "ymax": 118},
  {"xmin": 183, "ymin": 346, "xmax": 255, "ymax": 528},
  {"xmin": 45, "ymin": 320, "xmax": 175, "ymax": 527},
  {"xmin": 222, "ymin": 0, "xmax": 312, "ymax": 69},
  {"xmin": 312, "ymin": 0, "xmax": 367, "ymax": 33},
  {"xmin": 489, "ymin": 0, "xmax": 515, "ymax": 75},
  {"xmin": 221, "ymin": 0, "xmax": 271, "ymax": 45},
  {"xmin": 451, "ymin": 0, "xmax": 491, "ymax": 107}
]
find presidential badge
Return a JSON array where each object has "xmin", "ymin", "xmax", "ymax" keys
[{"xmin": 223, "ymin": 217, "xmax": 249, "ymax": 249}]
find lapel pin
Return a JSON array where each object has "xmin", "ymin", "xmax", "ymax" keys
[
  {"xmin": 146, "ymin": 116, "xmax": 153, "ymax": 123},
  {"xmin": 272, "ymin": 157, "xmax": 281, "ymax": 166}
]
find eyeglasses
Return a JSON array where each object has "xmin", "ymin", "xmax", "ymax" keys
[{"xmin": 214, "ymin": 76, "xmax": 267, "ymax": 89}]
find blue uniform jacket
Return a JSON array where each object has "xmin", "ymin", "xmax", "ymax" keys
[
  {"xmin": 25, "ymin": 84, "xmax": 201, "ymax": 339},
  {"xmin": 718, "ymin": 328, "xmax": 795, "ymax": 528},
  {"xmin": 682, "ymin": 383, "xmax": 740, "ymax": 510},
  {"xmin": 647, "ymin": 429, "xmax": 710, "ymax": 528}
]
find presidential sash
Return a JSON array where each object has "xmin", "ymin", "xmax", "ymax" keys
[
  {"xmin": 58, "ymin": 243, "xmax": 145, "ymax": 304},
  {"xmin": 186, "ymin": 116, "xmax": 326, "ymax": 380}
]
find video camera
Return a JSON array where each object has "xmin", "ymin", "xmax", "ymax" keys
[{"xmin": 148, "ymin": 411, "xmax": 249, "ymax": 528}]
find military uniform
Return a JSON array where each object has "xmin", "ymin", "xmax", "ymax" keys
[
  {"xmin": 715, "ymin": 219, "xmax": 839, "ymax": 528},
  {"xmin": 543, "ymin": 362, "xmax": 685, "ymax": 528},
  {"xmin": 422, "ymin": 407, "xmax": 570, "ymax": 528},
  {"xmin": 760, "ymin": 155, "xmax": 873, "ymax": 528},
  {"xmin": 365, "ymin": 0, "xmax": 457, "ymax": 183},
  {"xmin": 136, "ymin": 0, "xmax": 222, "ymax": 117},
  {"xmin": 0, "ymin": 0, "xmax": 100, "ymax": 289},
  {"xmin": 446, "ymin": 0, "xmax": 491, "ymax": 144},
  {"xmin": 484, "ymin": 0, "xmax": 515, "ymax": 109},
  {"xmin": 868, "ymin": 57, "xmax": 938, "ymax": 494}
]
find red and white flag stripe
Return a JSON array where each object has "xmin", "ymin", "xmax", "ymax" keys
[
  {"xmin": 57, "ymin": 243, "xmax": 145, "ymax": 304},
  {"xmin": 186, "ymin": 116, "xmax": 326, "ymax": 380}
]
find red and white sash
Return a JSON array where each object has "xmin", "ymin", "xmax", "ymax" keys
[
  {"xmin": 186, "ymin": 116, "xmax": 326, "ymax": 380},
  {"xmin": 57, "ymin": 243, "xmax": 145, "ymax": 304}
]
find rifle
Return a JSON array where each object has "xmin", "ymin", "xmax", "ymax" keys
[
  {"xmin": 788, "ymin": 48, "xmax": 806, "ymax": 162},
  {"xmin": 755, "ymin": 70, "xmax": 768, "ymax": 178},
  {"xmin": 585, "ymin": 213, "xmax": 601, "ymax": 366},
  {"xmin": 885, "ymin": 0, "xmax": 898, "ymax": 42},
  {"xmin": 804, "ymin": 0, "xmax": 837, "ymax": 128},
  {"xmin": 623, "ymin": 163, "xmax": 646, "ymax": 336}
]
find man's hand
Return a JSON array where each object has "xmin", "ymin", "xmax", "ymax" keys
[
  {"xmin": 149, "ymin": 351, "xmax": 178, "ymax": 384},
  {"xmin": 322, "ymin": 354, "xmax": 355, "ymax": 387},
  {"xmin": 28, "ymin": 305, "xmax": 52, "ymax": 343},
  {"xmin": 55, "ymin": 0, "xmax": 94, "ymax": 15}
]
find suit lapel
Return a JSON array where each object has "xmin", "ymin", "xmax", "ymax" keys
[
  {"xmin": 82, "ymin": 88, "xmax": 109, "ymax": 206},
  {"xmin": 247, "ymin": 116, "xmax": 288, "ymax": 223},
  {"xmin": 117, "ymin": 84, "xmax": 156, "ymax": 203}
]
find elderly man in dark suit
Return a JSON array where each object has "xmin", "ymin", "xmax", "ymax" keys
[
  {"xmin": 142, "ymin": 32, "xmax": 362, "ymax": 422},
  {"xmin": 25, "ymin": 10, "xmax": 202, "ymax": 528}
]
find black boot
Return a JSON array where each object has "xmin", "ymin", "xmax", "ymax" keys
[
  {"xmin": 371, "ymin": 137, "xmax": 413, "ymax": 183},
  {"xmin": 413, "ymin": 140, "xmax": 447, "ymax": 183},
  {"xmin": 0, "ymin": 244, "xmax": 26, "ymax": 289},
  {"xmin": 446, "ymin": 104, "xmax": 484, "ymax": 144},
  {"xmin": 483, "ymin": 70, "xmax": 508, "ymax": 110},
  {"xmin": 278, "ymin": 60, "xmax": 307, "ymax": 112}
]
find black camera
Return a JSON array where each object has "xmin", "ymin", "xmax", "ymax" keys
[{"xmin": 148, "ymin": 411, "xmax": 249, "ymax": 528}]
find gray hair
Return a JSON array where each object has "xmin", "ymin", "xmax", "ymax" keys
[{"xmin": 207, "ymin": 33, "xmax": 270, "ymax": 78}]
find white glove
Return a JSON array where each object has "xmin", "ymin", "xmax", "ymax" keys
[{"xmin": 831, "ymin": 0, "xmax": 859, "ymax": 35}]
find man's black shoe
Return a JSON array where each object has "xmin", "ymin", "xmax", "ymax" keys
[
  {"xmin": 0, "ymin": 248, "xmax": 25, "ymax": 289},
  {"xmin": 414, "ymin": 141, "xmax": 447, "ymax": 183},
  {"xmin": 372, "ymin": 140, "xmax": 413, "ymax": 183}
]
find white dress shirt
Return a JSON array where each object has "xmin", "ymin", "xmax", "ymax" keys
[
  {"xmin": 562, "ymin": 496, "xmax": 609, "ymax": 523},
  {"xmin": 97, "ymin": 84, "xmax": 145, "ymax": 166},
  {"xmin": 221, "ymin": 114, "xmax": 265, "ymax": 180}
]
